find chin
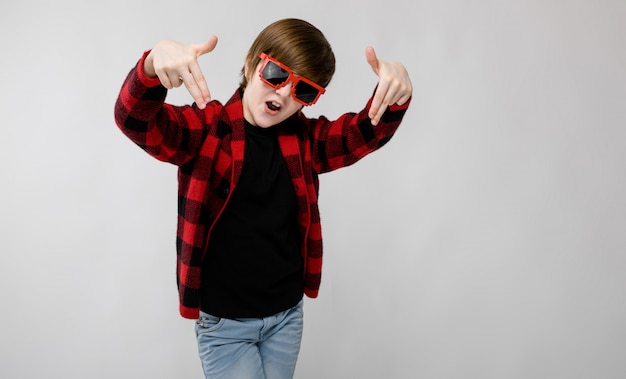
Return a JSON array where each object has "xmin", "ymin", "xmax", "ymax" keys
[{"xmin": 254, "ymin": 118, "xmax": 279, "ymax": 129}]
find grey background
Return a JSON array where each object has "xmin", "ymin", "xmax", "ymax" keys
[{"xmin": 1, "ymin": 0, "xmax": 625, "ymax": 378}]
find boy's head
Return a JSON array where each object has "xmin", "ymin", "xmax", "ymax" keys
[{"xmin": 240, "ymin": 18, "xmax": 335, "ymax": 90}]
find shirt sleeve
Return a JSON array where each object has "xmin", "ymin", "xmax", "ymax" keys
[
  {"xmin": 307, "ymin": 93, "xmax": 411, "ymax": 174},
  {"xmin": 113, "ymin": 50, "xmax": 219, "ymax": 166}
]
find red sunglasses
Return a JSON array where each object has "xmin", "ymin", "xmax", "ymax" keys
[{"xmin": 258, "ymin": 52, "xmax": 326, "ymax": 106}]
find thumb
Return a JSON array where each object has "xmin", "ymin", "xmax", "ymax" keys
[
  {"xmin": 365, "ymin": 46, "xmax": 379, "ymax": 75},
  {"xmin": 195, "ymin": 35, "xmax": 219, "ymax": 57}
]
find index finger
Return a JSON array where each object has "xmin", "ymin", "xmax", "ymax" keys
[
  {"xmin": 187, "ymin": 36, "xmax": 218, "ymax": 108},
  {"xmin": 369, "ymin": 80, "xmax": 390, "ymax": 126},
  {"xmin": 187, "ymin": 60, "xmax": 211, "ymax": 106}
]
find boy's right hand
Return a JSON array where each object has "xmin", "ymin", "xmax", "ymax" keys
[{"xmin": 144, "ymin": 36, "xmax": 219, "ymax": 109}]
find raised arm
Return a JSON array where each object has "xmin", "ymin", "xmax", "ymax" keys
[{"xmin": 114, "ymin": 36, "xmax": 221, "ymax": 166}]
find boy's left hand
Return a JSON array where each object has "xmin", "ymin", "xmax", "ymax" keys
[{"xmin": 366, "ymin": 46, "xmax": 413, "ymax": 126}]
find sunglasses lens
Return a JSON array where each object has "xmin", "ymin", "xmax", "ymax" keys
[
  {"xmin": 261, "ymin": 61, "xmax": 289, "ymax": 86},
  {"xmin": 294, "ymin": 81, "xmax": 320, "ymax": 104}
]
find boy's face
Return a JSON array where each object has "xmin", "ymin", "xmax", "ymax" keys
[{"xmin": 242, "ymin": 60, "xmax": 303, "ymax": 128}]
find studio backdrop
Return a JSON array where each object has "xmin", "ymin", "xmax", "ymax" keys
[{"xmin": 1, "ymin": 1, "xmax": 625, "ymax": 378}]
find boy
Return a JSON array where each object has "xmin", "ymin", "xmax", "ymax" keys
[{"xmin": 115, "ymin": 18, "xmax": 411, "ymax": 379}]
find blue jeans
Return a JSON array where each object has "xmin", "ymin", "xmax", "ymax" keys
[{"xmin": 195, "ymin": 300, "xmax": 303, "ymax": 379}]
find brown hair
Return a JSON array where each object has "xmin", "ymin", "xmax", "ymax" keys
[{"xmin": 240, "ymin": 18, "xmax": 335, "ymax": 89}]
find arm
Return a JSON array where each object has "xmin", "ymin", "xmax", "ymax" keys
[
  {"xmin": 309, "ymin": 95, "xmax": 410, "ymax": 174},
  {"xmin": 309, "ymin": 47, "xmax": 412, "ymax": 173},
  {"xmin": 113, "ymin": 38, "xmax": 219, "ymax": 166}
]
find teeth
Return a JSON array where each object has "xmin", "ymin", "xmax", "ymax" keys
[{"xmin": 271, "ymin": 101, "xmax": 281, "ymax": 108}]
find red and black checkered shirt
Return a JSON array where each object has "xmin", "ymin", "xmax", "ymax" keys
[{"xmin": 114, "ymin": 51, "xmax": 411, "ymax": 319}]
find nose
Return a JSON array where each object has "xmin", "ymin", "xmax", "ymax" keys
[{"xmin": 275, "ymin": 81, "xmax": 293, "ymax": 99}]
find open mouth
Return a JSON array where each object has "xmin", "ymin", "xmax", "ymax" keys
[{"xmin": 266, "ymin": 101, "xmax": 281, "ymax": 112}]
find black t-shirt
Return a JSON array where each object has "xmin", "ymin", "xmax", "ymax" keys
[{"xmin": 200, "ymin": 120, "xmax": 303, "ymax": 318}]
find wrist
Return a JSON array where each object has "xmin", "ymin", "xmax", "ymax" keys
[
  {"xmin": 136, "ymin": 50, "xmax": 163, "ymax": 88},
  {"xmin": 143, "ymin": 51, "xmax": 157, "ymax": 78}
]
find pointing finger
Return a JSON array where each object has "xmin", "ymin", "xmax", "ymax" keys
[
  {"xmin": 369, "ymin": 79, "xmax": 390, "ymax": 125},
  {"xmin": 188, "ymin": 35, "xmax": 218, "ymax": 108}
]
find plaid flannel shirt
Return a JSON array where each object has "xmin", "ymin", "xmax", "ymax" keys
[{"xmin": 114, "ymin": 51, "xmax": 410, "ymax": 319}]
